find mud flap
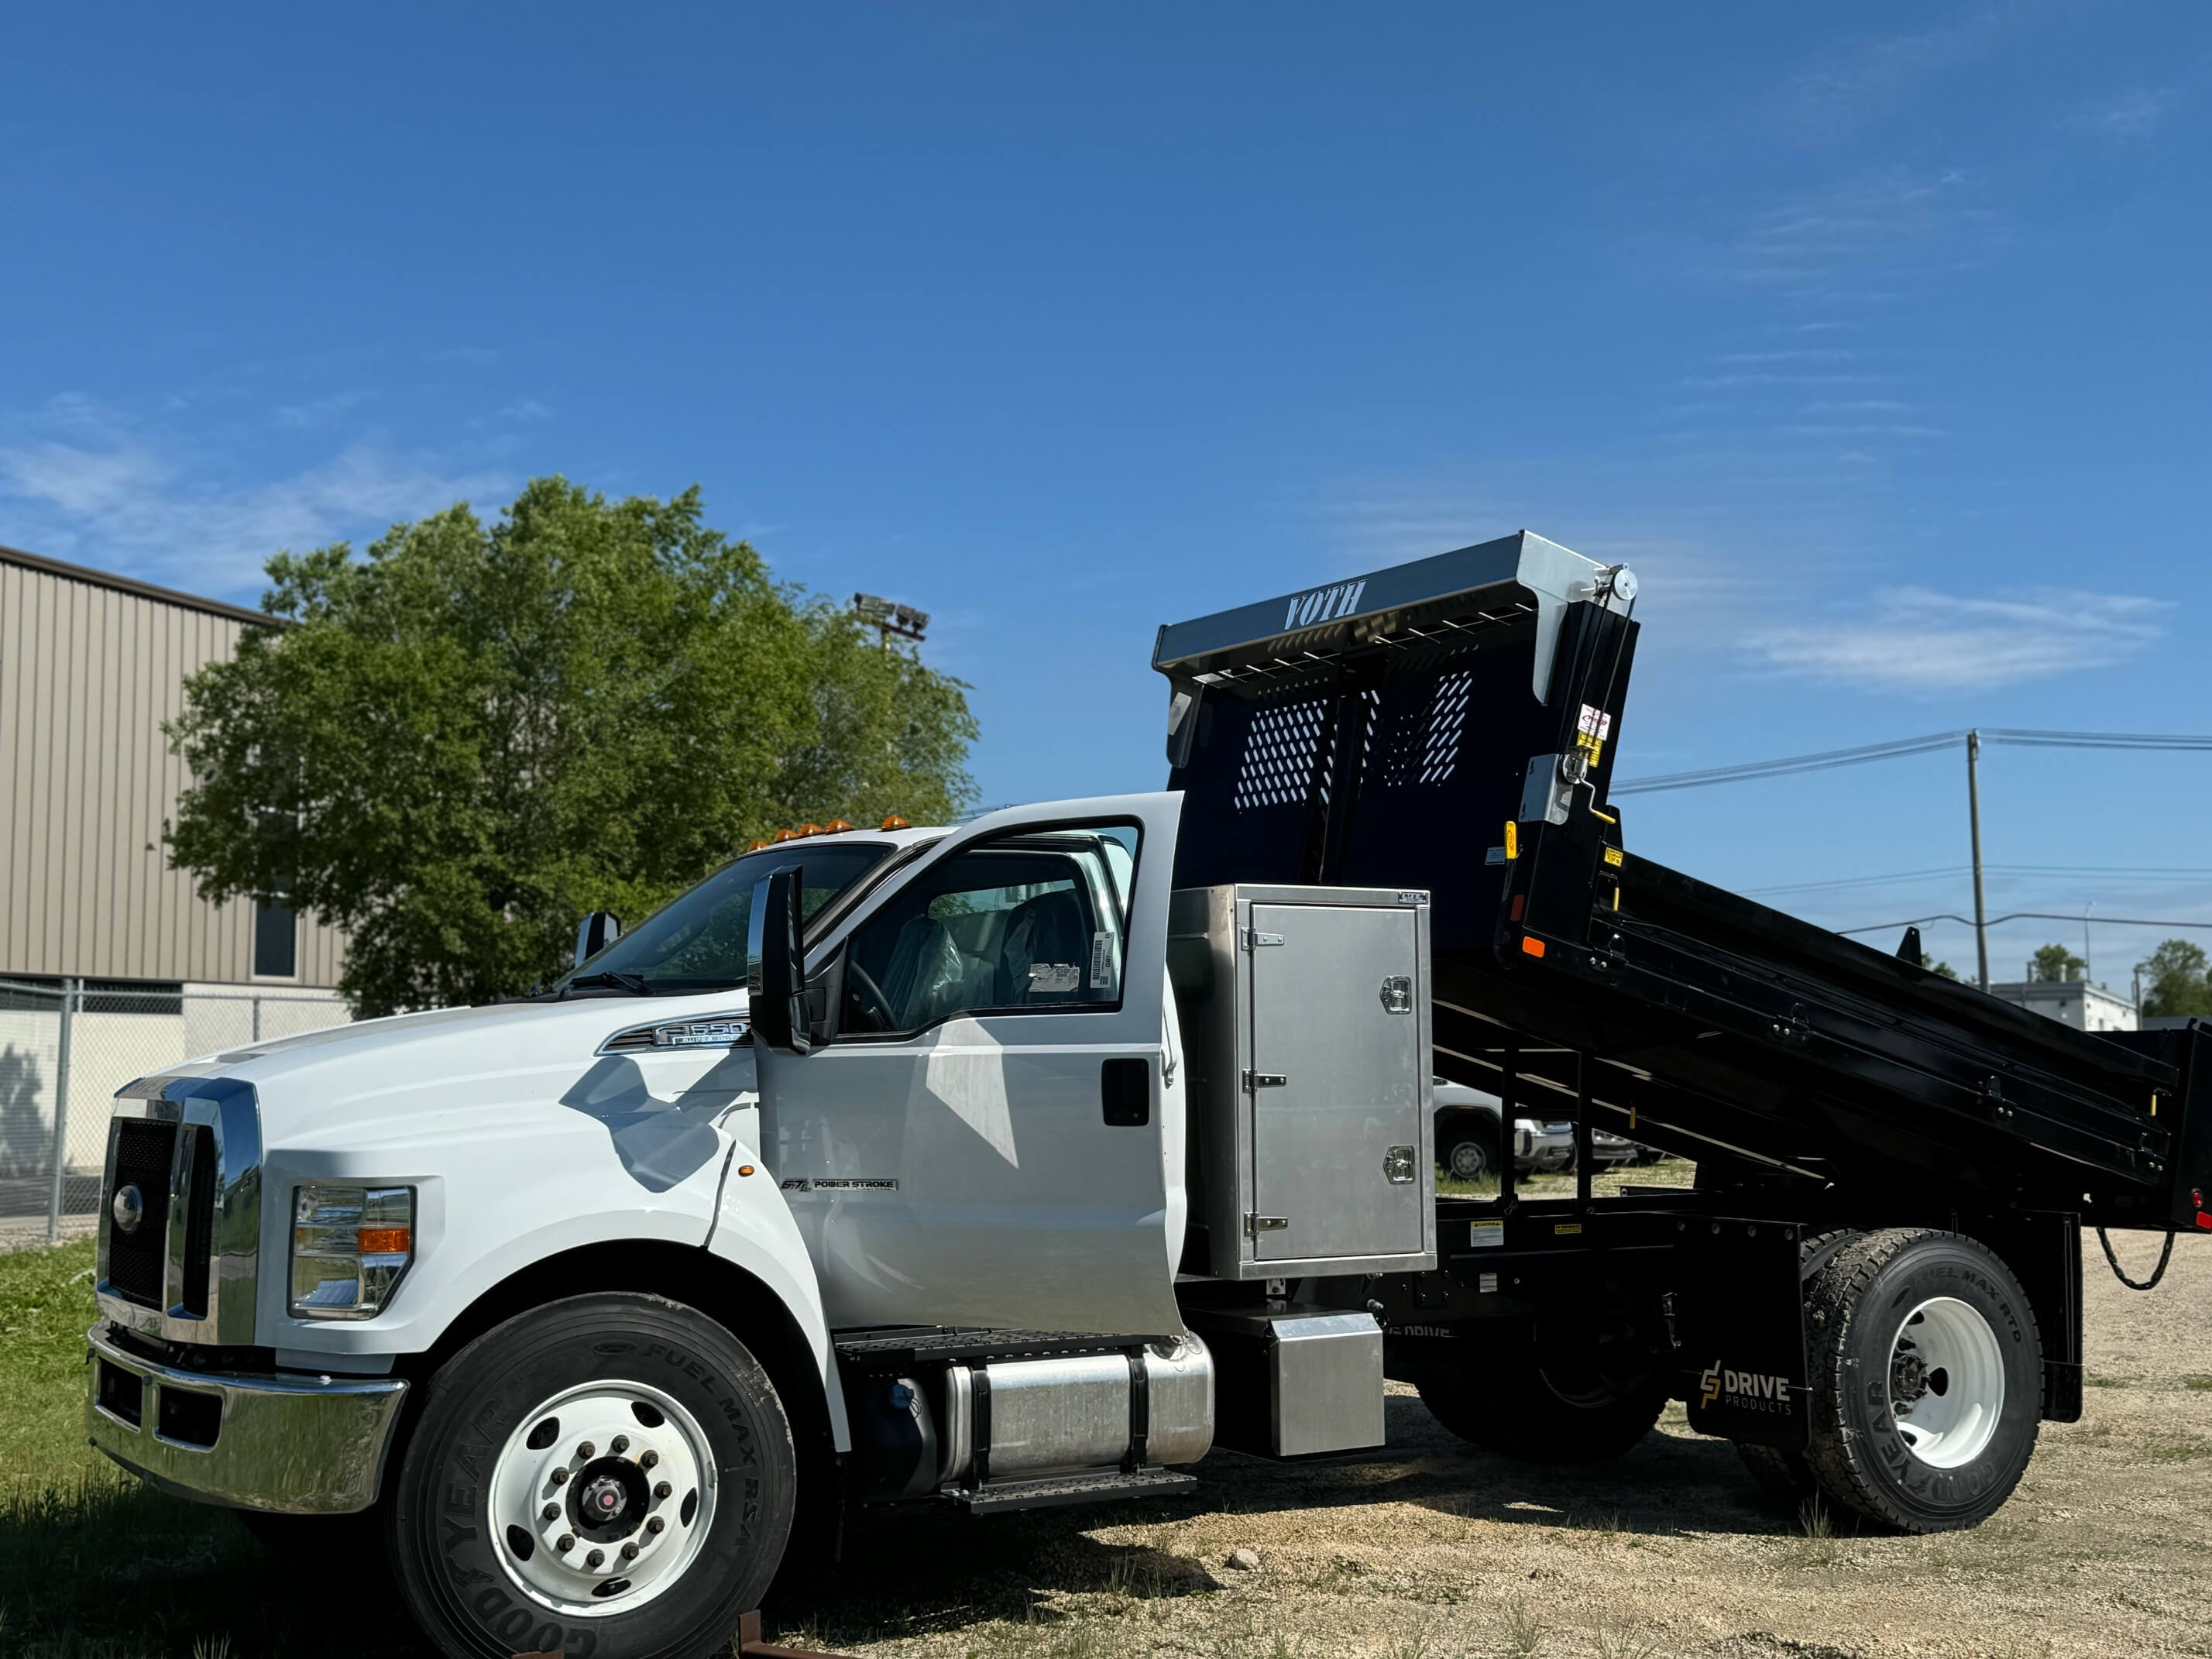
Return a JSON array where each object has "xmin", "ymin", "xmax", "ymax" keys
[{"xmin": 1674, "ymin": 1216, "xmax": 1810, "ymax": 1451}]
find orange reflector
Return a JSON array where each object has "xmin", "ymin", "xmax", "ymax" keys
[
  {"xmin": 881, "ymin": 815, "xmax": 910, "ymax": 830},
  {"xmin": 737, "ymin": 1164, "xmax": 756, "ymax": 1178},
  {"xmin": 823, "ymin": 819, "xmax": 854, "ymax": 833},
  {"xmin": 1521, "ymin": 935, "xmax": 1547, "ymax": 959},
  {"xmin": 748, "ymin": 839, "xmax": 770, "ymax": 851},
  {"xmin": 357, "ymin": 1226, "xmax": 410, "ymax": 1255}
]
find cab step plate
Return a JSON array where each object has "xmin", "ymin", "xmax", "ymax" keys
[{"xmin": 945, "ymin": 1466, "xmax": 1197, "ymax": 1516}]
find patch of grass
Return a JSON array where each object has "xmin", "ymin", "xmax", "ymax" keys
[
  {"xmin": 2182, "ymin": 1375, "xmax": 2212, "ymax": 1392},
  {"xmin": 1592, "ymin": 1620, "xmax": 1661, "ymax": 1659},
  {"xmin": 1499, "ymin": 1595, "xmax": 1546, "ymax": 1657},
  {"xmin": 2086, "ymin": 1373, "xmax": 2135, "ymax": 1389},
  {"xmin": 2142, "ymin": 1434, "xmax": 2212, "ymax": 1464},
  {"xmin": 0, "ymin": 1238, "xmax": 109, "ymax": 1482},
  {"xmin": 1780, "ymin": 1495, "xmax": 1845, "ymax": 1569},
  {"xmin": 0, "ymin": 1241, "xmax": 431, "ymax": 1658}
]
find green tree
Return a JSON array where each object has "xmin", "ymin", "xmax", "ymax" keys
[
  {"xmin": 2028, "ymin": 943, "xmax": 2087, "ymax": 983},
  {"xmin": 2137, "ymin": 939, "xmax": 2212, "ymax": 1018},
  {"xmin": 165, "ymin": 478, "xmax": 978, "ymax": 1016}
]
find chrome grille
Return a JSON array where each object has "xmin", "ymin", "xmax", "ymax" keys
[
  {"xmin": 95, "ymin": 1074, "xmax": 263, "ymax": 1347},
  {"xmin": 104, "ymin": 1120, "xmax": 177, "ymax": 1307}
]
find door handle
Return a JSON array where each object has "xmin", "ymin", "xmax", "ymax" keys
[{"xmin": 1101, "ymin": 1057, "xmax": 1149, "ymax": 1127}]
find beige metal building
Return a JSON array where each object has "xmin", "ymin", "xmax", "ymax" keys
[{"xmin": 1, "ymin": 543, "xmax": 344, "ymax": 992}]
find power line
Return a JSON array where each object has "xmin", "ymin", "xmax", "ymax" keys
[
  {"xmin": 1614, "ymin": 727, "xmax": 2212, "ymax": 795},
  {"xmin": 1834, "ymin": 911, "xmax": 2212, "ymax": 938},
  {"xmin": 1613, "ymin": 731, "xmax": 1964, "ymax": 795},
  {"xmin": 1746, "ymin": 864, "xmax": 2212, "ymax": 898}
]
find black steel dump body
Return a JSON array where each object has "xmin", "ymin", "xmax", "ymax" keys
[{"xmin": 1154, "ymin": 531, "xmax": 2211, "ymax": 1238}]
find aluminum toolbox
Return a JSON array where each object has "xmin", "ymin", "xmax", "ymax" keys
[
  {"xmin": 1184, "ymin": 1307, "xmax": 1386, "ymax": 1458},
  {"xmin": 1168, "ymin": 884, "xmax": 1436, "ymax": 1280}
]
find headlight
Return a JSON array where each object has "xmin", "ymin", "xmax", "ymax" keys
[{"xmin": 290, "ymin": 1185, "xmax": 414, "ymax": 1319}]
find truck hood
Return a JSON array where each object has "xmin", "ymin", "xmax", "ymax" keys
[{"xmin": 160, "ymin": 993, "xmax": 761, "ymax": 1181}]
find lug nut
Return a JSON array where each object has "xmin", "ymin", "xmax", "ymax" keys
[
  {"xmin": 541, "ymin": 1503, "xmax": 560, "ymax": 1521},
  {"xmin": 647, "ymin": 1516, "xmax": 665, "ymax": 1535},
  {"xmin": 621, "ymin": 1542, "xmax": 641, "ymax": 1561},
  {"xmin": 550, "ymin": 1467, "xmax": 569, "ymax": 1486},
  {"xmin": 654, "ymin": 1479, "xmax": 672, "ymax": 1500},
  {"xmin": 611, "ymin": 1434, "xmax": 629, "ymax": 1454},
  {"xmin": 586, "ymin": 1548, "xmax": 605, "ymax": 1570},
  {"xmin": 557, "ymin": 1533, "xmax": 575, "ymax": 1552},
  {"xmin": 639, "ymin": 1449, "xmax": 658, "ymax": 1469},
  {"xmin": 578, "ymin": 1441, "xmax": 596, "ymax": 1459}
]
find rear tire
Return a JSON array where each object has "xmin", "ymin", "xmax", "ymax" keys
[
  {"xmin": 1800, "ymin": 1228, "xmax": 2041, "ymax": 1533},
  {"xmin": 1734, "ymin": 1441, "xmax": 1819, "ymax": 1510},
  {"xmin": 1417, "ymin": 1306, "xmax": 1670, "ymax": 1463},
  {"xmin": 386, "ymin": 1293, "xmax": 797, "ymax": 1659}
]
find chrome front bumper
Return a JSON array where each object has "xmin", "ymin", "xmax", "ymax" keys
[{"xmin": 84, "ymin": 1323, "xmax": 410, "ymax": 1514}]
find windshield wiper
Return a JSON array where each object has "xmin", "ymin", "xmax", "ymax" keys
[{"xmin": 559, "ymin": 970, "xmax": 655, "ymax": 998}]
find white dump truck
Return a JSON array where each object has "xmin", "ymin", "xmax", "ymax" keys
[{"xmin": 84, "ymin": 534, "xmax": 2210, "ymax": 1659}]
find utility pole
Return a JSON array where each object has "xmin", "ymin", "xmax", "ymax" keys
[{"xmin": 1966, "ymin": 730, "xmax": 1990, "ymax": 992}]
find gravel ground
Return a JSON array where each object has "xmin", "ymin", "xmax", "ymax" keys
[{"xmin": 778, "ymin": 1233, "xmax": 2212, "ymax": 1659}]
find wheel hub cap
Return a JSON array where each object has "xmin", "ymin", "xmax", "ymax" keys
[
  {"xmin": 487, "ymin": 1381, "xmax": 715, "ymax": 1617},
  {"xmin": 1886, "ymin": 1296, "xmax": 2003, "ymax": 1470}
]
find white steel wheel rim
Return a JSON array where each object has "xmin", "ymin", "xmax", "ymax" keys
[
  {"xmin": 1886, "ymin": 1295, "xmax": 2004, "ymax": 1469},
  {"xmin": 487, "ymin": 1379, "xmax": 717, "ymax": 1618},
  {"xmin": 1448, "ymin": 1139, "xmax": 1490, "ymax": 1179}
]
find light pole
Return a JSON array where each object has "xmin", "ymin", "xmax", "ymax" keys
[
  {"xmin": 1966, "ymin": 730, "xmax": 1990, "ymax": 991},
  {"xmin": 853, "ymin": 593, "xmax": 929, "ymax": 649}
]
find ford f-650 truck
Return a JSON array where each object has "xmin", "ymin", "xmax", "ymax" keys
[{"xmin": 84, "ymin": 532, "xmax": 2211, "ymax": 1659}]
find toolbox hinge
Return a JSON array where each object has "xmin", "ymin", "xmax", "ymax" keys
[
  {"xmin": 1243, "ymin": 1070, "xmax": 1288, "ymax": 1091},
  {"xmin": 1245, "ymin": 1214, "xmax": 1289, "ymax": 1237},
  {"xmin": 1241, "ymin": 929, "xmax": 1286, "ymax": 950}
]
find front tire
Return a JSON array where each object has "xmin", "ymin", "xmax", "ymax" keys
[
  {"xmin": 1801, "ymin": 1229, "xmax": 2041, "ymax": 1533},
  {"xmin": 388, "ymin": 1293, "xmax": 797, "ymax": 1659}
]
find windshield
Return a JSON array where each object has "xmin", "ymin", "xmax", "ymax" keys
[{"xmin": 555, "ymin": 840, "xmax": 895, "ymax": 995}]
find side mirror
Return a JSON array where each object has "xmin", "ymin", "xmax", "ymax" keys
[
  {"xmin": 746, "ymin": 866, "xmax": 811, "ymax": 1055},
  {"xmin": 575, "ymin": 909, "xmax": 621, "ymax": 966}
]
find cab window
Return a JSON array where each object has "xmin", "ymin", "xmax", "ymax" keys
[{"xmin": 840, "ymin": 825, "xmax": 1136, "ymax": 1036}]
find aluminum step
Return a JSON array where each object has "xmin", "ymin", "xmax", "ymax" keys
[{"xmin": 944, "ymin": 1465, "xmax": 1197, "ymax": 1516}]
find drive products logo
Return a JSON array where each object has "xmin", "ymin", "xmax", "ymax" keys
[
  {"xmin": 1283, "ymin": 579, "xmax": 1366, "ymax": 630},
  {"xmin": 1700, "ymin": 1360, "xmax": 1794, "ymax": 1414}
]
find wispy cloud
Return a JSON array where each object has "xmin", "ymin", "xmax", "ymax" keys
[
  {"xmin": 1729, "ymin": 168, "xmax": 1999, "ymax": 290},
  {"xmin": 2080, "ymin": 88, "xmax": 2172, "ymax": 140},
  {"xmin": 275, "ymin": 390, "xmax": 372, "ymax": 430},
  {"xmin": 0, "ymin": 396, "xmax": 510, "ymax": 598},
  {"xmin": 1747, "ymin": 586, "xmax": 2166, "ymax": 691},
  {"xmin": 1772, "ymin": 12, "xmax": 2009, "ymax": 143}
]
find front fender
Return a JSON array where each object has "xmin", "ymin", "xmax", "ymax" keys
[{"xmin": 704, "ymin": 1113, "xmax": 850, "ymax": 1452}]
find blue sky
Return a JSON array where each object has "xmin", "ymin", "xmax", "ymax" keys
[{"xmin": 5, "ymin": 3, "xmax": 2208, "ymax": 984}]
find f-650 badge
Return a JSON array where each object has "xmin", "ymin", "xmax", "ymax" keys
[{"xmin": 1284, "ymin": 579, "xmax": 1366, "ymax": 630}]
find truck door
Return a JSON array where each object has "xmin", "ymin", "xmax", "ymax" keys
[{"xmin": 756, "ymin": 794, "xmax": 1185, "ymax": 1338}]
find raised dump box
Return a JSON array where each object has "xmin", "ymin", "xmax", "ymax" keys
[{"xmin": 1153, "ymin": 530, "xmax": 2208, "ymax": 1238}]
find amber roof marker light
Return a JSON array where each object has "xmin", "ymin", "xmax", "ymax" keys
[{"xmin": 881, "ymin": 815, "xmax": 911, "ymax": 830}]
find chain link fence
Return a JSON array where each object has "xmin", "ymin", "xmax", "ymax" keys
[{"xmin": 0, "ymin": 978, "xmax": 351, "ymax": 1245}]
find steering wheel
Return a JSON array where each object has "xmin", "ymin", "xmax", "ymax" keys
[{"xmin": 844, "ymin": 960, "xmax": 895, "ymax": 1032}]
